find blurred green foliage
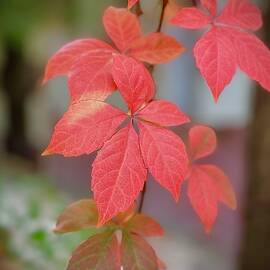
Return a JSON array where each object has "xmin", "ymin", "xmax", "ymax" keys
[{"xmin": 0, "ymin": 164, "xmax": 96, "ymax": 270}]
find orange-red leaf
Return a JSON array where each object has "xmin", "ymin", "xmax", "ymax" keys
[
  {"xmin": 128, "ymin": 33, "xmax": 185, "ymax": 64},
  {"xmin": 54, "ymin": 199, "xmax": 98, "ymax": 234},
  {"xmin": 137, "ymin": 100, "xmax": 189, "ymax": 127},
  {"xmin": 217, "ymin": 0, "xmax": 262, "ymax": 31},
  {"xmin": 201, "ymin": 0, "xmax": 217, "ymax": 16},
  {"xmin": 103, "ymin": 6, "xmax": 141, "ymax": 52},
  {"xmin": 138, "ymin": 122, "xmax": 188, "ymax": 201},
  {"xmin": 188, "ymin": 125, "xmax": 217, "ymax": 161},
  {"xmin": 68, "ymin": 50, "xmax": 116, "ymax": 102},
  {"xmin": 112, "ymin": 55, "xmax": 155, "ymax": 112},
  {"xmin": 115, "ymin": 203, "xmax": 136, "ymax": 224},
  {"xmin": 92, "ymin": 124, "xmax": 147, "ymax": 226},
  {"xmin": 188, "ymin": 164, "xmax": 236, "ymax": 232},
  {"xmin": 128, "ymin": 0, "xmax": 139, "ymax": 9},
  {"xmin": 125, "ymin": 214, "xmax": 164, "ymax": 237},
  {"xmin": 194, "ymin": 27, "xmax": 237, "ymax": 101},
  {"xmin": 43, "ymin": 100, "xmax": 126, "ymax": 157},
  {"xmin": 188, "ymin": 165, "xmax": 217, "ymax": 233},
  {"xmin": 43, "ymin": 39, "xmax": 115, "ymax": 83},
  {"xmin": 229, "ymin": 29, "xmax": 270, "ymax": 93},
  {"xmin": 198, "ymin": 165, "xmax": 237, "ymax": 209},
  {"xmin": 171, "ymin": 7, "xmax": 211, "ymax": 29},
  {"xmin": 67, "ymin": 231, "xmax": 120, "ymax": 270},
  {"xmin": 121, "ymin": 233, "xmax": 159, "ymax": 270}
]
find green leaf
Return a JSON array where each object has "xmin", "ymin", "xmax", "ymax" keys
[
  {"xmin": 67, "ymin": 230, "xmax": 120, "ymax": 270},
  {"xmin": 54, "ymin": 199, "xmax": 98, "ymax": 234},
  {"xmin": 121, "ymin": 232, "xmax": 159, "ymax": 270}
]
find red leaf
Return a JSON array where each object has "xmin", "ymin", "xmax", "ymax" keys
[
  {"xmin": 229, "ymin": 29, "xmax": 270, "ymax": 92},
  {"xmin": 92, "ymin": 124, "xmax": 147, "ymax": 226},
  {"xmin": 217, "ymin": 0, "xmax": 262, "ymax": 31},
  {"xmin": 128, "ymin": 33, "xmax": 185, "ymax": 64},
  {"xmin": 188, "ymin": 125, "xmax": 217, "ymax": 161},
  {"xmin": 67, "ymin": 231, "xmax": 120, "ymax": 270},
  {"xmin": 112, "ymin": 55, "xmax": 155, "ymax": 112},
  {"xmin": 137, "ymin": 100, "xmax": 189, "ymax": 127},
  {"xmin": 138, "ymin": 122, "xmax": 188, "ymax": 201},
  {"xmin": 198, "ymin": 165, "xmax": 237, "ymax": 210},
  {"xmin": 43, "ymin": 39, "xmax": 115, "ymax": 83},
  {"xmin": 68, "ymin": 50, "xmax": 116, "ymax": 102},
  {"xmin": 54, "ymin": 199, "xmax": 98, "ymax": 234},
  {"xmin": 43, "ymin": 100, "xmax": 126, "ymax": 157},
  {"xmin": 103, "ymin": 6, "xmax": 141, "ymax": 52},
  {"xmin": 188, "ymin": 165, "xmax": 218, "ymax": 233},
  {"xmin": 121, "ymin": 233, "xmax": 159, "ymax": 270},
  {"xmin": 171, "ymin": 7, "xmax": 211, "ymax": 29},
  {"xmin": 194, "ymin": 27, "xmax": 237, "ymax": 101},
  {"xmin": 128, "ymin": 0, "xmax": 139, "ymax": 9},
  {"xmin": 188, "ymin": 164, "xmax": 236, "ymax": 232},
  {"xmin": 126, "ymin": 213, "xmax": 164, "ymax": 237},
  {"xmin": 201, "ymin": 0, "xmax": 217, "ymax": 16}
]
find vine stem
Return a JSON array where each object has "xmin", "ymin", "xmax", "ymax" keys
[{"xmin": 138, "ymin": 0, "xmax": 168, "ymax": 213}]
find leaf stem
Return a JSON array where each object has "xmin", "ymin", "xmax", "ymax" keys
[{"xmin": 138, "ymin": 0, "xmax": 168, "ymax": 213}]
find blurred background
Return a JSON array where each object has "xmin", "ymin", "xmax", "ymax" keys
[{"xmin": 0, "ymin": 0, "xmax": 269, "ymax": 269}]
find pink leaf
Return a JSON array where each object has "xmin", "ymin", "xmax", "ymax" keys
[
  {"xmin": 217, "ymin": 0, "xmax": 262, "ymax": 31},
  {"xmin": 171, "ymin": 7, "xmax": 211, "ymax": 29},
  {"xmin": 229, "ymin": 29, "xmax": 270, "ymax": 92},
  {"xmin": 92, "ymin": 124, "xmax": 147, "ymax": 226},
  {"xmin": 138, "ymin": 122, "xmax": 188, "ymax": 201},
  {"xmin": 137, "ymin": 100, "xmax": 189, "ymax": 127},
  {"xmin": 128, "ymin": 0, "xmax": 139, "ymax": 9},
  {"xmin": 112, "ymin": 55, "xmax": 155, "ymax": 112},
  {"xmin": 201, "ymin": 0, "xmax": 217, "ymax": 16},
  {"xmin": 68, "ymin": 50, "xmax": 116, "ymax": 102},
  {"xmin": 188, "ymin": 165, "xmax": 218, "ymax": 233},
  {"xmin": 128, "ymin": 33, "xmax": 185, "ymax": 64},
  {"xmin": 194, "ymin": 27, "xmax": 237, "ymax": 101},
  {"xmin": 43, "ymin": 39, "xmax": 115, "ymax": 83},
  {"xmin": 188, "ymin": 125, "xmax": 217, "ymax": 160},
  {"xmin": 103, "ymin": 6, "xmax": 141, "ymax": 52},
  {"xmin": 188, "ymin": 164, "xmax": 237, "ymax": 232},
  {"xmin": 198, "ymin": 165, "xmax": 237, "ymax": 210},
  {"xmin": 43, "ymin": 100, "xmax": 126, "ymax": 157}
]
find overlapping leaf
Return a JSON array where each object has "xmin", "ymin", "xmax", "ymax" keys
[
  {"xmin": 171, "ymin": 0, "xmax": 270, "ymax": 100},
  {"xmin": 43, "ymin": 6, "xmax": 184, "ymax": 103},
  {"xmin": 186, "ymin": 126, "xmax": 237, "ymax": 232},
  {"xmin": 43, "ymin": 100, "xmax": 126, "ymax": 157},
  {"xmin": 171, "ymin": 7, "xmax": 211, "ymax": 29},
  {"xmin": 217, "ymin": 0, "xmax": 262, "ymax": 31},
  {"xmin": 92, "ymin": 124, "xmax": 147, "ymax": 226},
  {"xmin": 125, "ymin": 213, "xmax": 164, "ymax": 237},
  {"xmin": 137, "ymin": 100, "xmax": 189, "ymax": 127},
  {"xmin": 121, "ymin": 232, "xmax": 159, "ymax": 270},
  {"xmin": 103, "ymin": 6, "xmax": 141, "ymax": 52},
  {"xmin": 138, "ymin": 122, "xmax": 188, "ymax": 201},
  {"xmin": 188, "ymin": 125, "xmax": 217, "ymax": 160},
  {"xmin": 112, "ymin": 55, "xmax": 155, "ymax": 112},
  {"xmin": 67, "ymin": 231, "xmax": 120, "ymax": 270},
  {"xmin": 54, "ymin": 199, "xmax": 98, "ymax": 233},
  {"xmin": 128, "ymin": 33, "xmax": 185, "ymax": 64}
]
